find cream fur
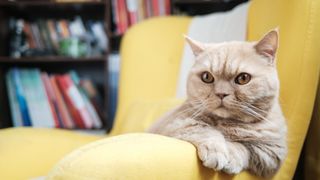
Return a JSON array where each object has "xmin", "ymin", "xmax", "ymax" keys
[{"xmin": 148, "ymin": 29, "xmax": 287, "ymax": 177}]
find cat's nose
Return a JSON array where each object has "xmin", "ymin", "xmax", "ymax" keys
[{"xmin": 216, "ymin": 93, "xmax": 229, "ymax": 100}]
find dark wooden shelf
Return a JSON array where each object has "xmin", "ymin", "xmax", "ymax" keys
[
  {"xmin": 172, "ymin": 0, "xmax": 223, "ymax": 4},
  {"xmin": 0, "ymin": 56, "xmax": 106, "ymax": 63},
  {"xmin": 0, "ymin": 0, "xmax": 105, "ymax": 6}
]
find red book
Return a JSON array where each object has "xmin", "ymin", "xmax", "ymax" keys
[
  {"xmin": 126, "ymin": 0, "xmax": 138, "ymax": 25},
  {"xmin": 41, "ymin": 73, "xmax": 60, "ymax": 128},
  {"xmin": 56, "ymin": 75, "xmax": 94, "ymax": 129},
  {"xmin": 50, "ymin": 76, "xmax": 75, "ymax": 129},
  {"xmin": 144, "ymin": 0, "xmax": 152, "ymax": 18},
  {"xmin": 165, "ymin": 0, "xmax": 171, "ymax": 15},
  {"xmin": 118, "ymin": 0, "xmax": 129, "ymax": 34},
  {"xmin": 152, "ymin": 0, "xmax": 159, "ymax": 16}
]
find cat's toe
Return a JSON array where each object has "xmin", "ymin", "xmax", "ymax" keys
[
  {"xmin": 223, "ymin": 165, "xmax": 242, "ymax": 175},
  {"xmin": 198, "ymin": 144, "xmax": 229, "ymax": 171}
]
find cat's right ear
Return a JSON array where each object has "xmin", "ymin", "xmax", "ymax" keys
[{"xmin": 184, "ymin": 35, "xmax": 206, "ymax": 56}]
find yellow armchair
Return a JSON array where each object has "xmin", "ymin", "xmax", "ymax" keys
[
  {"xmin": 1, "ymin": 0, "xmax": 320, "ymax": 179},
  {"xmin": 47, "ymin": 0, "xmax": 320, "ymax": 179}
]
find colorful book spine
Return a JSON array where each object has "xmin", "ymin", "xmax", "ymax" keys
[
  {"xmin": 11, "ymin": 68, "xmax": 32, "ymax": 126},
  {"xmin": 6, "ymin": 70, "xmax": 23, "ymax": 127},
  {"xmin": 70, "ymin": 71, "xmax": 102, "ymax": 129},
  {"xmin": 56, "ymin": 75, "xmax": 94, "ymax": 129},
  {"xmin": 20, "ymin": 69, "xmax": 55, "ymax": 127},
  {"xmin": 50, "ymin": 76, "xmax": 75, "ymax": 129},
  {"xmin": 41, "ymin": 72, "xmax": 64, "ymax": 128}
]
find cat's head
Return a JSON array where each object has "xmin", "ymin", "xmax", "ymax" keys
[{"xmin": 186, "ymin": 29, "xmax": 280, "ymax": 122}]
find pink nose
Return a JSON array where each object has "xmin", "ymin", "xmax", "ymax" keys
[{"xmin": 216, "ymin": 93, "xmax": 229, "ymax": 100}]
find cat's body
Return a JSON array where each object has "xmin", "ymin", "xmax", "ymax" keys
[{"xmin": 148, "ymin": 30, "xmax": 287, "ymax": 177}]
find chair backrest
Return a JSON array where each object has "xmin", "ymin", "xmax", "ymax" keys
[
  {"xmin": 111, "ymin": 17, "xmax": 191, "ymax": 134},
  {"xmin": 248, "ymin": 0, "xmax": 320, "ymax": 179},
  {"xmin": 111, "ymin": 1, "xmax": 320, "ymax": 178}
]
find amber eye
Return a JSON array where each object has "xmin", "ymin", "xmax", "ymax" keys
[
  {"xmin": 235, "ymin": 73, "xmax": 251, "ymax": 85},
  {"xmin": 201, "ymin": 71, "xmax": 214, "ymax": 83}
]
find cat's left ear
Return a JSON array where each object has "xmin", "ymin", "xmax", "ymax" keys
[
  {"xmin": 255, "ymin": 28, "xmax": 279, "ymax": 64},
  {"xmin": 184, "ymin": 35, "xmax": 206, "ymax": 56}
]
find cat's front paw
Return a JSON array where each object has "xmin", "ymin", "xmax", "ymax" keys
[
  {"xmin": 223, "ymin": 158, "xmax": 243, "ymax": 174},
  {"xmin": 197, "ymin": 142, "xmax": 229, "ymax": 171}
]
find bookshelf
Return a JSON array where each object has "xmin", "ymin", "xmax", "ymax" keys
[
  {"xmin": 0, "ymin": 0, "xmax": 111, "ymax": 131},
  {"xmin": 171, "ymin": 0, "xmax": 248, "ymax": 15},
  {"xmin": 0, "ymin": 0, "xmax": 247, "ymax": 132}
]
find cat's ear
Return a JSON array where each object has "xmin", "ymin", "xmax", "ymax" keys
[
  {"xmin": 255, "ymin": 28, "xmax": 279, "ymax": 63},
  {"xmin": 184, "ymin": 35, "xmax": 206, "ymax": 56}
]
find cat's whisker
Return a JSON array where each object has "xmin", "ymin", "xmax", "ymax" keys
[
  {"xmin": 230, "ymin": 100, "xmax": 276, "ymax": 126},
  {"xmin": 174, "ymin": 99, "xmax": 207, "ymax": 119},
  {"xmin": 190, "ymin": 99, "xmax": 208, "ymax": 120},
  {"xmin": 240, "ymin": 101, "xmax": 269, "ymax": 115}
]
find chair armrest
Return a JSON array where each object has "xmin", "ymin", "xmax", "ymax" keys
[{"xmin": 47, "ymin": 133, "xmax": 257, "ymax": 180}]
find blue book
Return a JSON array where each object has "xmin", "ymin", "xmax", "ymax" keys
[
  {"xmin": 6, "ymin": 70, "xmax": 23, "ymax": 127},
  {"xmin": 12, "ymin": 68, "xmax": 32, "ymax": 126}
]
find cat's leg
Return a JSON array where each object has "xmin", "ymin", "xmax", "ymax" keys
[
  {"xmin": 173, "ymin": 125, "xmax": 229, "ymax": 171},
  {"xmin": 246, "ymin": 143, "xmax": 286, "ymax": 177},
  {"xmin": 222, "ymin": 142, "xmax": 249, "ymax": 174}
]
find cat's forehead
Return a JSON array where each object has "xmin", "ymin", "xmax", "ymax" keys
[{"xmin": 194, "ymin": 41, "xmax": 266, "ymax": 77}]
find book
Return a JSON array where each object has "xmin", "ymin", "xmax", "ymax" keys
[
  {"xmin": 30, "ymin": 22, "xmax": 44, "ymax": 49},
  {"xmin": 57, "ymin": 20, "xmax": 71, "ymax": 39},
  {"xmin": 70, "ymin": 71, "xmax": 102, "ymax": 129},
  {"xmin": 23, "ymin": 21, "xmax": 36, "ymax": 49},
  {"xmin": 47, "ymin": 20, "xmax": 60, "ymax": 52},
  {"xmin": 11, "ymin": 68, "xmax": 32, "ymax": 126},
  {"xmin": 41, "ymin": 72, "xmax": 63, "ymax": 128},
  {"xmin": 6, "ymin": 71, "xmax": 23, "ymax": 127},
  {"xmin": 56, "ymin": 75, "xmax": 94, "ymax": 129},
  {"xmin": 50, "ymin": 76, "xmax": 75, "ymax": 129},
  {"xmin": 80, "ymin": 79, "xmax": 104, "ymax": 123},
  {"xmin": 90, "ymin": 22, "xmax": 108, "ymax": 53},
  {"xmin": 118, "ymin": 0, "xmax": 129, "ymax": 34},
  {"xmin": 20, "ymin": 69, "xmax": 55, "ymax": 127},
  {"xmin": 152, "ymin": 0, "xmax": 159, "ymax": 16},
  {"xmin": 126, "ymin": 0, "xmax": 139, "ymax": 25}
]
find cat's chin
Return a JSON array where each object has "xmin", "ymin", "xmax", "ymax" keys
[{"xmin": 212, "ymin": 107, "xmax": 232, "ymax": 119}]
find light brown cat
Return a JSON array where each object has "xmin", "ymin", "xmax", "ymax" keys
[{"xmin": 148, "ymin": 29, "xmax": 287, "ymax": 177}]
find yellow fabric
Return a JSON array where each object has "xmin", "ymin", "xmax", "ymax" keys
[
  {"xmin": 47, "ymin": 133, "xmax": 260, "ymax": 180},
  {"xmin": 110, "ymin": 16, "xmax": 191, "ymax": 135},
  {"xmin": 0, "ymin": 128, "xmax": 101, "ymax": 179}
]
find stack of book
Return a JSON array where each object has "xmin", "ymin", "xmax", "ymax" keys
[
  {"xmin": 6, "ymin": 68, "xmax": 104, "ymax": 129},
  {"xmin": 9, "ymin": 17, "xmax": 108, "ymax": 58},
  {"xmin": 112, "ymin": 0, "xmax": 171, "ymax": 34}
]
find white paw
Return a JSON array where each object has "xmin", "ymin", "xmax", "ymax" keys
[
  {"xmin": 222, "ymin": 154, "xmax": 245, "ymax": 174},
  {"xmin": 223, "ymin": 163, "xmax": 243, "ymax": 174},
  {"xmin": 197, "ymin": 143, "xmax": 229, "ymax": 171}
]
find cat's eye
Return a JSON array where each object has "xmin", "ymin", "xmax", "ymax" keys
[
  {"xmin": 201, "ymin": 71, "xmax": 214, "ymax": 83},
  {"xmin": 235, "ymin": 73, "xmax": 251, "ymax": 85}
]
